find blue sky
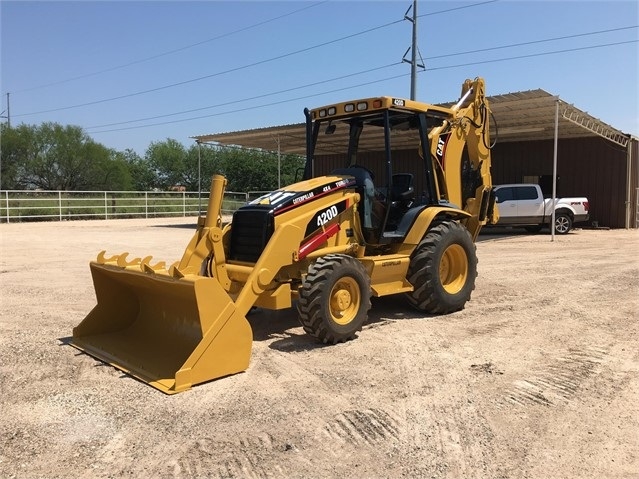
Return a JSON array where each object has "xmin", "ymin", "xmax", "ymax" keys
[{"xmin": 1, "ymin": 0, "xmax": 637, "ymax": 155}]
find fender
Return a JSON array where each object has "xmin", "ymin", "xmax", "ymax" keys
[{"xmin": 402, "ymin": 206, "xmax": 471, "ymax": 248}]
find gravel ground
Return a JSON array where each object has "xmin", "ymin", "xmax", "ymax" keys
[{"xmin": 1, "ymin": 218, "xmax": 637, "ymax": 479}]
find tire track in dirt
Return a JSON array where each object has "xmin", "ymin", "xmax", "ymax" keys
[
  {"xmin": 377, "ymin": 328, "xmax": 498, "ymax": 478},
  {"xmin": 212, "ymin": 342, "xmax": 403, "ymax": 474},
  {"xmin": 161, "ymin": 327, "xmax": 612, "ymax": 477},
  {"xmin": 163, "ymin": 346, "xmax": 335, "ymax": 478},
  {"xmin": 465, "ymin": 320, "xmax": 512, "ymax": 337},
  {"xmin": 503, "ymin": 346, "xmax": 609, "ymax": 407},
  {"xmin": 319, "ymin": 408, "xmax": 401, "ymax": 446},
  {"xmin": 170, "ymin": 433, "xmax": 284, "ymax": 479},
  {"xmin": 424, "ymin": 403, "xmax": 496, "ymax": 479}
]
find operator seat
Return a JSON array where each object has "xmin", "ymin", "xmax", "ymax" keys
[
  {"xmin": 386, "ymin": 173, "xmax": 415, "ymax": 230},
  {"xmin": 390, "ymin": 173, "xmax": 414, "ymax": 202}
]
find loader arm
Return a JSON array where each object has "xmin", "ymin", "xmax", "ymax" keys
[{"xmin": 71, "ymin": 173, "xmax": 339, "ymax": 394}]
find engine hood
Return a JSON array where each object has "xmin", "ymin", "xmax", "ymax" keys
[{"xmin": 247, "ymin": 175, "xmax": 355, "ymax": 215}]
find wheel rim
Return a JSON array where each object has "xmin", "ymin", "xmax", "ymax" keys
[
  {"xmin": 556, "ymin": 217, "xmax": 569, "ymax": 233},
  {"xmin": 329, "ymin": 277, "xmax": 360, "ymax": 325},
  {"xmin": 439, "ymin": 244, "xmax": 468, "ymax": 294}
]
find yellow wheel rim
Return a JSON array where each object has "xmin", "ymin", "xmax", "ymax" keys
[
  {"xmin": 329, "ymin": 277, "xmax": 360, "ymax": 325},
  {"xmin": 440, "ymin": 244, "xmax": 468, "ymax": 294}
]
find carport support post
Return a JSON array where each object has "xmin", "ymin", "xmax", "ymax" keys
[
  {"xmin": 277, "ymin": 135, "xmax": 281, "ymax": 189},
  {"xmin": 551, "ymin": 97, "xmax": 559, "ymax": 242},
  {"xmin": 626, "ymin": 135, "xmax": 639, "ymax": 229},
  {"xmin": 197, "ymin": 140, "xmax": 202, "ymax": 216}
]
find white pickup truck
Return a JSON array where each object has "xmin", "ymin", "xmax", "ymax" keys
[{"xmin": 493, "ymin": 183, "xmax": 590, "ymax": 234}]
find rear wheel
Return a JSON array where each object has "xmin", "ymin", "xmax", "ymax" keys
[
  {"xmin": 297, "ymin": 254, "xmax": 371, "ymax": 344},
  {"xmin": 554, "ymin": 213, "xmax": 572, "ymax": 234},
  {"xmin": 405, "ymin": 220, "xmax": 477, "ymax": 314}
]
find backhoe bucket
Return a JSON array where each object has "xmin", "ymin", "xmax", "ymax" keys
[{"xmin": 71, "ymin": 257, "xmax": 253, "ymax": 394}]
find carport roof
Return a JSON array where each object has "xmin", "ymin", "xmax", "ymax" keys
[{"xmin": 192, "ymin": 89, "xmax": 630, "ymax": 155}]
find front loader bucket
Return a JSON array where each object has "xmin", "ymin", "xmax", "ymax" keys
[{"xmin": 71, "ymin": 257, "xmax": 253, "ymax": 394}]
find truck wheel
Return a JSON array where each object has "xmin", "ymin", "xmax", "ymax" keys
[
  {"xmin": 554, "ymin": 213, "xmax": 572, "ymax": 234},
  {"xmin": 405, "ymin": 220, "xmax": 477, "ymax": 314},
  {"xmin": 297, "ymin": 254, "xmax": 372, "ymax": 344}
]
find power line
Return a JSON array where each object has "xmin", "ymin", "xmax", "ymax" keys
[
  {"xmin": 418, "ymin": 0, "xmax": 499, "ymax": 17},
  {"xmin": 89, "ymin": 71, "xmax": 411, "ymax": 134},
  {"xmin": 10, "ymin": 2, "xmax": 636, "ymax": 125},
  {"xmin": 425, "ymin": 39, "xmax": 637, "ymax": 71},
  {"xmin": 11, "ymin": 1, "xmax": 330, "ymax": 94},
  {"xmin": 14, "ymin": 17, "xmax": 404, "ymax": 118},
  {"xmin": 425, "ymin": 25, "xmax": 637, "ymax": 60},
  {"xmin": 14, "ymin": 0, "xmax": 500, "ymax": 117},
  {"xmin": 87, "ymin": 27, "xmax": 637, "ymax": 131},
  {"xmin": 86, "ymin": 63, "xmax": 402, "ymax": 130},
  {"xmin": 89, "ymin": 39, "xmax": 638, "ymax": 135}
]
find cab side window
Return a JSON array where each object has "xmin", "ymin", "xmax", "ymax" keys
[
  {"xmin": 515, "ymin": 186, "xmax": 539, "ymax": 200},
  {"xmin": 495, "ymin": 187, "xmax": 514, "ymax": 203}
]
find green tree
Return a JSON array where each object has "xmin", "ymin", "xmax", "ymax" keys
[
  {"xmin": 114, "ymin": 148, "xmax": 156, "ymax": 190},
  {"xmin": 186, "ymin": 142, "xmax": 225, "ymax": 192},
  {"xmin": 279, "ymin": 152, "xmax": 306, "ymax": 187},
  {"xmin": 1, "ymin": 122, "xmax": 132, "ymax": 190},
  {"xmin": 88, "ymin": 144, "xmax": 133, "ymax": 191},
  {"xmin": 217, "ymin": 147, "xmax": 271, "ymax": 192},
  {"xmin": 1, "ymin": 122, "xmax": 33, "ymax": 189},
  {"xmin": 145, "ymin": 138, "xmax": 191, "ymax": 190},
  {"xmin": 146, "ymin": 138, "xmax": 244, "ymax": 191},
  {"xmin": 216, "ymin": 146, "xmax": 305, "ymax": 192}
]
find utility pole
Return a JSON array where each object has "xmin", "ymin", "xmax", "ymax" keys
[
  {"xmin": 0, "ymin": 93, "xmax": 9, "ymax": 127},
  {"xmin": 402, "ymin": 0, "xmax": 424, "ymax": 100},
  {"xmin": 0, "ymin": 92, "xmax": 7, "ymax": 191}
]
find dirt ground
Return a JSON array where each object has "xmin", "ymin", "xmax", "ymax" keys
[{"xmin": 0, "ymin": 217, "xmax": 637, "ymax": 479}]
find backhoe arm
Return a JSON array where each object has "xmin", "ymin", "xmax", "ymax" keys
[{"xmin": 428, "ymin": 77, "xmax": 498, "ymax": 239}]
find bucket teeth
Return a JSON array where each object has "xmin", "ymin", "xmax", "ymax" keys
[
  {"xmin": 96, "ymin": 251, "xmax": 168, "ymax": 273},
  {"xmin": 141, "ymin": 256, "xmax": 167, "ymax": 274},
  {"xmin": 96, "ymin": 250, "xmax": 125, "ymax": 265},
  {"xmin": 169, "ymin": 262, "xmax": 185, "ymax": 278},
  {"xmin": 116, "ymin": 253, "xmax": 142, "ymax": 268}
]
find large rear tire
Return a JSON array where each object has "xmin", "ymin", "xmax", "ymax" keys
[
  {"xmin": 297, "ymin": 254, "xmax": 372, "ymax": 344},
  {"xmin": 405, "ymin": 220, "xmax": 477, "ymax": 314}
]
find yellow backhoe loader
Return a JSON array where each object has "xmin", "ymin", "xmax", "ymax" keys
[{"xmin": 71, "ymin": 77, "xmax": 498, "ymax": 394}]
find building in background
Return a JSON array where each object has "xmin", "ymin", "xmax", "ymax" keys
[{"xmin": 194, "ymin": 89, "xmax": 638, "ymax": 229}]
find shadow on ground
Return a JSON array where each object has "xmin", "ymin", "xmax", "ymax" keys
[
  {"xmin": 248, "ymin": 294, "xmax": 436, "ymax": 353},
  {"xmin": 151, "ymin": 223, "xmax": 198, "ymax": 229}
]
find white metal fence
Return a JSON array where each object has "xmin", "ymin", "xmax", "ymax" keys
[{"xmin": 0, "ymin": 190, "xmax": 269, "ymax": 223}]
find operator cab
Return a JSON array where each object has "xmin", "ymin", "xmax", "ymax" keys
[{"xmin": 304, "ymin": 102, "xmax": 447, "ymax": 245}]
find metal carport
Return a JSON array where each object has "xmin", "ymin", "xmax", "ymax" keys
[{"xmin": 193, "ymin": 90, "xmax": 637, "ymax": 228}]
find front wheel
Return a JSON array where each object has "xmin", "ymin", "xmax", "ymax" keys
[
  {"xmin": 554, "ymin": 213, "xmax": 572, "ymax": 234},
  {"xmin": 405, "ymin": 221, "xmax": 477, "ymax": 314},
  {"xmin": 297, "ymin": 254, "xmax": 372, "ymax": 344}
]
